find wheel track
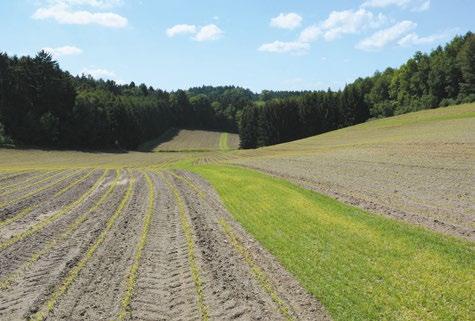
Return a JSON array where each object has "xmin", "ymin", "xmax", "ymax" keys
[
  {"xmin": 43, "ymin": 171, "xmax": 148, "ymax": 320},
  {"xmin": 170, "ymin": 170, "xmax": 330, "ymax": 321},
  {"xmin": 0, "ymin": 169, "xmax": 96, "ymax": 231},
  {"xmin": 0, "ymin": 169, "xmax": 79, "ymax": 209},
  {"xmin": 162, "ymin": 173, "xmax": 210, "ymax": 321},
  {"xmin": 129, "ymin": 172, "xmax": 202, "ymax": 321},
  {"xmin": 0, "ymin": 170, "xmax": 52, "ymax": 196},
  {"xmin": 0, "ymin": 168, "xmax": 117, "ymax": 302},
  {"xmin": 117, "ymin": 171, "xmax": 157, "ymax": 320},
  {"xmin": 0, "ymin": 169, "xmax": 109, "ymax": 251},
  {"xmin": 27, "ymin": 171, "xmax": 137, "ymax": 321},
  {"xmin": 0, "ymin": 169, "xmax": 123, "ymax": 291}
]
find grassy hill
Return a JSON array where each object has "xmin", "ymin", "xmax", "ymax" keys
[{"xmin": 232, "ymin": 103, "xmax": 475, "ymax": 239}]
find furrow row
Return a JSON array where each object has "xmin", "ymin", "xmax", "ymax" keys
[
  {"xmin": 28, "ymin": 174, "xmax": 136, "ymax": 321},
  {"xmin": 0, "ymin": 170, "xmax": 108, "ymax": 251}
]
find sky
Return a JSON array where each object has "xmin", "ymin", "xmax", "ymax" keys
[{"xmin": 0, "ymin": 0, "xmax": 473, "ymax": 92}]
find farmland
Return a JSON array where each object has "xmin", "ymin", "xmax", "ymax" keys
[
  {"xmin": 138, "ymin": 128, "xmax": 240, "ymax": 152},
  {"xmin": 0, "ymin": 104, "xmax": 474, "ymax": 321},
  {"xmin": 232, "ymin": 103, "xmax": 475, "ymax": 240}
]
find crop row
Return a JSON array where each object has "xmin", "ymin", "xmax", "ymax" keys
[
  {"xmin": 0, "ymin": 169, "xmax": 96, "ymax": 231},
  {"xmin": 29, "ymin": 172, "xmax": 135, "ymax": 321},
  {"xmin": 0, "ymin": 170, "xmax": 109, "ymax": 251},
  {"xmin": 0, "ymin": 169, "xmax": 122, "ymax": 291}
]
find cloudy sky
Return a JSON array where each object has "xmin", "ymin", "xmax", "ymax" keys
[{"xmin": 1, "ymin": 0, "xmax": 473, "ymax": 91}]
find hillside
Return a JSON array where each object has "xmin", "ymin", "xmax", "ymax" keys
[
  {"xmin": 233, "ymin": 103, "xmax": 475, "ymax": 239},
  {"xmin": 0, "ymin": 104, "xmax": 473, "ymax": 321},
  {"xmin": 138, "ymin": 129, "xmax": 240, "ymax": 152}
]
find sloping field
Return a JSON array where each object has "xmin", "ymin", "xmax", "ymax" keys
[
  {"xmin": 0, "ymin": 167, "xmax": 326, "ymax": 320},
  {"xmin": 139, "ymin": 128, "xmax": 240, "ymax": 152},
  {"xmin": 232, "ymin": 103, "xmax": 475, "ymax": 239},
  {"xmin": 190, "ymin": 165, "xmax": 474, "ymax": 321},
  {"xmin": 0, "ymin": 104, "xmax": 473, "ymax": 321}
]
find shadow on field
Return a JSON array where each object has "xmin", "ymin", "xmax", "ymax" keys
[{"xmin": 137, "ymin": 128, "xmax": 180, "ymax": 152}]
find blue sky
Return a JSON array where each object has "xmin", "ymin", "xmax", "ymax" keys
[{"xmin": 0, "ymin": 0, "xmax": 473, "ymax": 92}]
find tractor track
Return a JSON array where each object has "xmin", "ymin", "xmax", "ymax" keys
[{"xmin": 0, "ymin": 169, "xmax": 329, "ymax": 321}]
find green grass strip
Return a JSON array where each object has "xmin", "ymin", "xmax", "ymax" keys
[
  {"xmin": 0, "ymin": 169, "xmax": 96, "ymax": 231},
  {"xmin": 0, "ymin": 169, "xmax": 121, "ymax": 290},
  {"xmin": 162, "ymin": 173, "xmax": 209, "ymax": 321},
  {"xmin": 219, "ymin": 133, "xmax": 229, "ymax": 151},
  {"xmin": 0, "ymin": 170, "xmax": 109, "ymax": 251},
  {"xmin": 190, "ymin": 164, "xmax": 475, "ymax": 321},
  {"xmin": 117, "ymin": 171, "xmax": 156, "ymax": 320},
  {"xmin": 171, "ymin": 170, "xmax": 295, "ymax": 320},
  {"xmin": 29, "ymin": 172, "xmax": 135, "ymax": 321}
]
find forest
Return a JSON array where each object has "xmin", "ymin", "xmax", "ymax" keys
[{"xmin": 0, "ymin": 32, "xmax": 474, "ymax": 150}]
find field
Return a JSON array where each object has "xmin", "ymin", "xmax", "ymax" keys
[
  {"xmin": 138, "ymin": 128, "xmax": 240, "ymax": 152},
  {"xmin": 0, "ymin": 104, "xmax": 474, "ymax": 320},
  {"xmin": 232, "ymin": 103, "xmax": 475, "ymax": 240}
]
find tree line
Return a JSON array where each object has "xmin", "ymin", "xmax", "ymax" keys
[
  {"xmin": 0, "ymin": 32, "xmax": 473, "ymax": 150},
  {"xmin": 239, "ymin": 32, "xmax": 475, "ymax": 148}
]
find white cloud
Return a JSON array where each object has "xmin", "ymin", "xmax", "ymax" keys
[
  {"xmin": 32, "ymin": 1, "xmax": 127, "ymax": 28},
  {"xmin": 411, "ymin": 0, "xmax": 430, "ymax": 12},
  {"xmin": 298, "ymin": 25, "xmax": 322, "ymax": 43},
  {"xmin": 166, "ymin": 24, "xmax": 197, "ymax": 37},
  {"xmin": 43, "ymin": 45, "xmax": 82, "ymax": 58},
  {"xmin": 193, "ymin": 24, "xmax": 223, "ymax": 42},
  {"xmin": 258, "ymin": 41, "xmax": 310, "ymax": 54},
  {"xmin": 81, "ymin": 68, "xmax": 116, "ymax": 79},
  {"xmin": 270, "ymin": 13, "xmax": 303, "ymax": 30},
  {"xmin": 361, "ymin": 0, "xmax": 430, "ymax": 11},
  {"xmin": 51, "ymin": 0, "xmax": 123, "ymax": 8},
  {"xmin": 397, "ymin": 30, "xmax": 452, "ymax": 46},
  {"xmin": 321, "ymin": 9, "xmax": 387, "ymax": 41},
  {"xmin": 356, "ymin": 20, "xmax": 417, "ymax": 50}
]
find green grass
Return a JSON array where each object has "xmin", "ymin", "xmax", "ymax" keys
[
  {"xmin": 188, "ymin": 164, "xmax": 475, "ymax": 321},
  {"xmin": 219, "ymin": 133, "xmax": 229, "ymax": 151}
]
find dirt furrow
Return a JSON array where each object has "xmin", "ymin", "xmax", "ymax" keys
[
  {"xmin": 0, "ymin": 170, "xmax": 122, "ymax": 320},
  {"xmin": 0, "ymin": 169, "xmax": 80, "ymax": 217},
  {"xmin": 0, "ymin": 169, "xmax": 96, "ymax": 232},
  {"xmin": 128, "ymin": 172, "xmax": 202, "ymax": 321},
  {"xmin": 0, "ymin": 169, "xmax": 106, "ymax": 245},
  {"xmin": 43, "ymin": 171, "xmax": 148, "ymax": 320},
  {"xmin": 0, "ymin": 169, "xmax": 65, "ymax": 201},
  {"xmin": 169, "ymin": 170, "xmax": 330, "ymax": 321},
  {"xmin": 0, "ymin": 169, "xmax": 112, "ymax": 271},
  {"xmin": 0, "ymin": 171, "xmax": 35, "ymax": 188},
  {"xmin": 0, "ymin": 170, "xmax": 125, "ymax": 291}
]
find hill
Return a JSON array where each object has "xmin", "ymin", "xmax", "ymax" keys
[
  {"xmin": 138, "ymin": 128, "xmax": 240, "ymax": 152},
  {"xmin": 232, "ymin": 103, "xmax": 475, "ymax": 239}
]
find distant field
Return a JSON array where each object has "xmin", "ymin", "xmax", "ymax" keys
[
  {"xmin": 139, "ymin": 128, "xmax": 240, "ymax": 152},
  {"xmin": 232, "ymin": 103, "xmax": 475, "ymax": 239}
]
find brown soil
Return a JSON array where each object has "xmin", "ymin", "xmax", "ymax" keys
[{"xmin": 0, "ymin": 169, "xmax": 329, "ymax": 321}]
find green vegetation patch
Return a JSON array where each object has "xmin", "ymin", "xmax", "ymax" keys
[{"xmin": 189, "ymin": 164, "xmax": 475, "ymax": 321}]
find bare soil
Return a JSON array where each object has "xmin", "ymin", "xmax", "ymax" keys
[{"xmin": 0, "ymin": 169, "xmax": 329, "ymax": 321}]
